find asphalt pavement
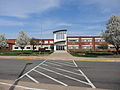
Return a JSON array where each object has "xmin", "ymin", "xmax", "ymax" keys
[{"xmin": 0, "ymin": 59, "xmax": 120, "ymax": 90}]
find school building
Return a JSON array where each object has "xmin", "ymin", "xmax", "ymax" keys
[{"xmin": 0, "ymin": 30, "xmax": 116, "ymax": 51}]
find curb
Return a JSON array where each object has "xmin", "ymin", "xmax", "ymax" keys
[
  {"xmin": 0, "ymin": 79, "xmax": 109, "ymax": 90},
  {"xmin": 0, "ymin": 56, "xmax": 120, "ymax": 62}
]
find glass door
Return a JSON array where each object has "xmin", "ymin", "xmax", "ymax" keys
[{"xmin": 56, "ymin": 45, "xmax": 65, "ymax": 50}]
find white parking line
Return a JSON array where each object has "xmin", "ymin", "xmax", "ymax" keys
[
  {"xmin": 38, "ymin": 66, "xmax": 90, "ymax": 85},
  {"xmin": 43, "ymin": 64, "xmax": 83, "ymax": 76},
  {"xmin": 47, "ymin": 61, "xmax": 75, "ymax": 67},
  {"xmin": 33, "ymin": 69, "xmax": 68, "ymax": 86},
  {"xmin": 73, "ymin": 60, "xmax": 96, "ymax": 88},
  {"xmin": 48, "ymin": 60, "xmax": 74, "ymax": 66},
  {"xmin": 45, "ymin": 62, "xmax": 62, "ymax": 66},
  {"xmin": 16, "ymin": 60, "xmax": 46, "ymax": 82},
  {"xmin": 0, "ymin": 81, "xmax": 45, "ymax": 90},
  {"xmin": 26, "ymin": 74, "xmax": 39, "ymax": 83}
]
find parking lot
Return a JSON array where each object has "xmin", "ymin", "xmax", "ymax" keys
[{"xmin": 0, "ymin": 59, "xmax": 120, "ymax": 90}]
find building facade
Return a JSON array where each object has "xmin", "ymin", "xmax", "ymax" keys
[
  {"xmin": 53, "ymin": 30, "xmax": 67, "ymax": 51},
  {"xmin": 0, "ymin": 30, "xmax": 116, "ymax": 51}
]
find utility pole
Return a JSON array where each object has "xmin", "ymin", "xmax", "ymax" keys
[{"xmin": 39, "ymin": 24, "xmax": 44, "ymax": 54}]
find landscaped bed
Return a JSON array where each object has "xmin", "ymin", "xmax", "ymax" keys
[
  {"xmin": 0, "ymin": 50, "xmax": 53, "ymax": 56},
  {"xmin": 69, "ymin": 50, "xmax": 119, "ymax": 57}
]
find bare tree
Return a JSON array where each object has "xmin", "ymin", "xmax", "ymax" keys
[
  {"xmin": 30, "ymin": 38, "xmax": 39, "ymax": 51},
  {"xmin": 102, "ymin": 15, "xmax": 120, "ymax": 54},
  {"xmin": 0, "ymin": 34, "xmax": 7, "ymax": 49},
  {"xmin": 16, "ymin": 31, "xmax": 30, "ymax": 51}
]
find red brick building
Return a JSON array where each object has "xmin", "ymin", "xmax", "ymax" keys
[{"xmin": 0, "ymin": 30, "xmax": 116, "ymax": 51}]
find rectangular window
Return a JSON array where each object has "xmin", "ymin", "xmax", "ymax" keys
[
  {"xmin": 68, "ymin": 39, "xmax": 78, "ymax": 42},
  {"xmin": 33, "ymin": 47, "xmax": 36, "ymax": 49},
  {"xmin": 14, "ymin": 47, "xmax": 18, "ymax": 49},
  {"xmin": 26, "ymin": 47, "xmax": 30, "ymax": 49},
  {"xmin": 81, "ymin": 39, "xmax": 92, "ymax": 42},
  {"xmin": 81, "ymin": 45, "xmax": 92, "ymax": 49},
  {"xmin": 50, "ymin": 41, "xmax": 53, "ymax": 44},
  {"xmin": 95, "ymin": 38, "xmax": 105, "ymax": 42},
  {"xmin": 44, "ymin": 41, "xmax": 48, "ymax": 44},
  {"xmin": 68, "ymin": 45, "xmax": 79, "ymax": 49},
  {"xmin": 108, "ymin": 45, "xmax": 115, "ymax": 49},
  {"xmin": 56, "ymin": 32, "xmax": 65, "ymax": 40}
]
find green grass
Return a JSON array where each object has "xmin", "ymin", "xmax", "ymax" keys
[
  {"xmin": 70, "ymin": 53, "xmax": 98, "ymax": 57},
  {"xmin": 0, "ymin": 50, "xmax": 53, "ymax": 56}
]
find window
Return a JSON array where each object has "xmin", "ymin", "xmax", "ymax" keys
[
  {"xmin": 95, "ymin": 45, "xmax": 99, "ymax": 49},
  {"xmin": 108, "ymin": 45, "xmax": 115, "ymax": 49},
  {"xmin": 26, "ymin": 47, "xmax": 30, "ymax": 49},
  {"xmin": 95, "ymin": 38, "xmax": 105, "ymax": 42},
  {"xmin": 56, "ymin": 32, "xmax": 65, "ymax": 40},
  {"xmin": 50, "ymin": 41, "xmax": 53, "ymax": 44},
  {"xmin": 81, "ymin": 45, "xmax": 92, "ymax": 49},
  {"xmin": 44, "ymin": 41, "xmax": 48, "ymax": 44},
  {"xmin": 14, "ymin": 47, "xmax": 18, "ymax": 49},
  {"xmin": 33, "ymin": 47, "xmax": 36, "ymax": 49},
  {"xmin": 39, "ymin": 40, "xmax": 44, "ymax": 43},
  {"xmin": 68, "ymin": 39, "xmax": 78, "ymax": 42},
  {"xmin": 68, "ymin": 45, "xmax": 79, "ymax": 49},
  {"xmin": 81, "ymin": 39, "xmax": 92, "ymax": 42}
]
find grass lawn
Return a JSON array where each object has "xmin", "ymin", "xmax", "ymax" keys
[
  {"xmin": 0, "ymin": 50, "xmax": 53, "ymax": 56},
  {"xmin": 70, "ymin": 51, "xmax": 115, "ymax": 57}
]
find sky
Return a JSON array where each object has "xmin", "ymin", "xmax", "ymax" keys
[{"xmin": 0, "ymin": 0, "xmax": 120, "ymax": 39}]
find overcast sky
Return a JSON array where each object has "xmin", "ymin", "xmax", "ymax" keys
[{"xmin": 0, "ymin": 0, "xmax": 120, "ymax": 39}]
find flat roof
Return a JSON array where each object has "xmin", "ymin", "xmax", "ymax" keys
[
  {"xmin": 67, "ymin": 36, "xmax": 102, "ymax": 38},
  {"xmin": 53, "ymin": 29, "xmax": 67, "ymax": 33}
]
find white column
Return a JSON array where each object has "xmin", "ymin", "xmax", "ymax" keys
[{"xmin": 54, "ymin": 45, "xmax": 56, "ymax": 51}]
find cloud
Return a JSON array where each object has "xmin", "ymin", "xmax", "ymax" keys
[
  {"xmin": 0, "ymin": 0, "xmax": 60, "ymax": 18},
  {"xmin": 0, "ymin": 19, "xmax": 24, "ymax": 26},
  {"xmin": 29, "ymin": 19, "xmax": 73, "ymax": 30},
  {"xmin": 84, "ymin": 0, "xmax": 120, "ymax": 13}
]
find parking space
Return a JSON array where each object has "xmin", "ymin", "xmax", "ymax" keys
[
  {"xmin": 0, "ymin": 59, "xmax": 120, "ymax": 90},
  {"xmin": 18, "ymin": 60, "xmax": 96, "ymax": 88}
]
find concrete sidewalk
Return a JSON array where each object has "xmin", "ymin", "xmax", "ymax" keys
[
  {"xmin": 0, "ymin": 51, "xmax": 120, "ymax": 62},
  {"xmin": 0, "ymin": 79, "xmax": 109, "ymax": 90}
]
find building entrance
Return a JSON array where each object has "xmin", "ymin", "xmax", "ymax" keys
[{"xmin": 56, "ymin": 45, "xmax": 65, "ymax": 50}]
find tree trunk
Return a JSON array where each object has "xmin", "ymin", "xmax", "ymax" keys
[
  {"xmin": 32, "ymin": 45, "xmax": 34, "ymax": 51},
  {"xmin": 20, "ymin": 47, "xmax": 24, "ymax": 54},
  {"xmin": 115, "ymin": 47, "xmax": 119, "ymax": 55}
]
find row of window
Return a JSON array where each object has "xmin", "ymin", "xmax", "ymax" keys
[
  {"xmin": 68, "ymin": 39, "xmax": 105, "ymax": 42},
  {"xmin": 68, "ymin": 45, "xmax": 114, "ymax": 49},
  {"xmin": 14, "ymin": 47, "xmax": 50, "ymax": 50},
  {"xmin": 56, "ymin": 32, "xmax": 66, "ymax": 40},
  {"xmin": 39, "ymin": 41, "xmax": 53, "ymax": 44},
  {"xmin": 68, "ymin": 45, "xmax": 92, "ymax": 49},
  {"xmin": 14, "ymin": 47, "xmax": 37, "ymax": 49}
]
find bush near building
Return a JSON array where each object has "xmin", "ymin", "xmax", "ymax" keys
[
  {"xmin": 69, "ymin": 50, "xmax": 114, "ymax": 57},
  {"xmin": 0, "ymin": 50, "xmax": 53, "ymax": 56}
]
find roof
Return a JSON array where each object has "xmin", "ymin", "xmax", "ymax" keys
[
  {"xmin": 7, "ymin": 39, "xmax": 54, "ymax": 44},
  {"xmin": 67, "ymin": 36, "xmax": 102, "ymax": 38},
  {"xmin": 53, "ymin": 29, "xmax": 67, "ymax": 33},
  {"xmin": 7, "ymin": 39, "xmax": 16, "ymax": 44}
]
